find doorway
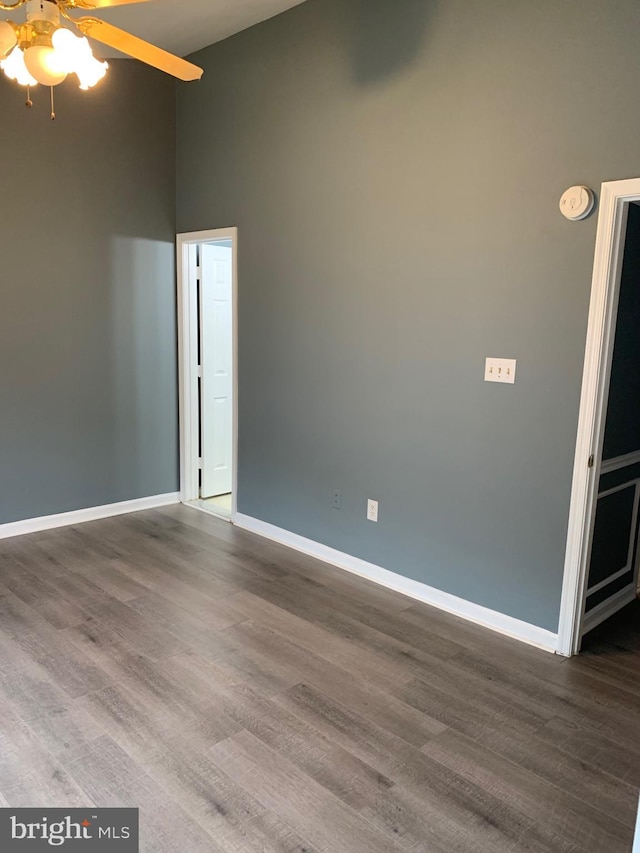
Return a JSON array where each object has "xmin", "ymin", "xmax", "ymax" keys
[
  {"xmin": 559, "ymin": 179, "xmax": 640, "ymax": 655},
  {"xmin": 177, "ymin": 228, "xmax": 238, "ymax": 522}
]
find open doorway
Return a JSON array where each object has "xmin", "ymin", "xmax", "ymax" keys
[
  {"xmin": 559, "ymin": 180, "xmax": 640, "ymax": 655},
  {"xmin": 581, "ymin": 200, "xmax": 640, "ymax": 638},
  {"xmin": 177, "ymin": 228, "xmax": 237, "ymax": 522}
]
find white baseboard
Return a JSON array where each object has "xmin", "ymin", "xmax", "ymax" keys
[
  {"xmin": 234, "ymin": 514, "xmax": 559, "ymax": 654},
  {"xmin": 0, "ymin": 493, "xmax": 180, "ymax": 541}
]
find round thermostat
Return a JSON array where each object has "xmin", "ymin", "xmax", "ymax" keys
[{"xmin": 560, "ymin": 185, "xmax": 595, "ymax": 221}]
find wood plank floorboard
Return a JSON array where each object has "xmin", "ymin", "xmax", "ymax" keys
[{"xmin": 0, "ymin": 505, "xmax": 637, "ymax": 852}]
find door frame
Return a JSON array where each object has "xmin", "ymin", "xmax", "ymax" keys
[
  {"xmin": 176, "ymin": 227, "xmax": 238, "ymax": 522},
  {"xmin": 557, "ymin": 178, "xmax": 640, "ymax": 656}
]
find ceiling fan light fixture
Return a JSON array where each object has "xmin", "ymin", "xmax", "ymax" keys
[
  {"xmin": 51, "ymin": 27, "xmax": 107, "ymax": 89},
  {"xmin": 75, "ymin": 52, "xmax": 108, "ymax": 89},
  {"xmin": 0, "ymin": 21, "xmax": 17, "ymax": 58},
  {"xmin": 0, "ymin": 45, "xmax": 37, "ymax": 86},
  {"xmin": 0, "ymin": 0, "xmax": 202, "ymax": 114},
  {"xmin": 24, "ymin": 42, "xmax": 67, "ymax": 85}
]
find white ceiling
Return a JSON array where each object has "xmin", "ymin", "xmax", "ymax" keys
[{"xmin": 6, "ymin": 0, "xmax": 308, "ymax": 58}]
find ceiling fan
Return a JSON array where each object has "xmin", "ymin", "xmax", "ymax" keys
[{"xmin": 0, "ymin": 0, "xmax": 203, "ymax": 115}]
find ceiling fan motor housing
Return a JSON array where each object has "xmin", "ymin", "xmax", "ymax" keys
[{"xmin": 26, "ymin": 0, "xmax": 60, "ymax": 25}]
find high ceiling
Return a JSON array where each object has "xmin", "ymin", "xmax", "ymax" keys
[{"xmin": 5, "ymin": 0, "xmax": 308, "ymax": 58}]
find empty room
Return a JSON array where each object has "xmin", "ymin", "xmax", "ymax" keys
[{"xmin": 0, "ymin": 0, "xmax": 639, "ymax": 850}]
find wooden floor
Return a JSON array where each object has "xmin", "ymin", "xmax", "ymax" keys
[{"xmin": 0, "ymin": 505, "xmax": 638, "ymax": 852}]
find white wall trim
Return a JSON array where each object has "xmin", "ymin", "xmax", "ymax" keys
[
  {"xmin": 597, "ymin": 478, "xmax": 640, "ymax": 500},
  {"xmin": 558, "ymin": 177, "xmax": 640, "ymax": 657},
  {"xmin": 234, "ymin": 513, "xmax": 559, "ymax": 653},
  {"xmin": 632, "ymin": 794, "xmax": 640, "ymax": 853},
  {"xmin": 599, "ymin": 449, "xmax": 640, "ymax": 475},
  {"xmin": 176, "ymin": 227, "xmax": 239, "ymax": 522},
  {"xmin": 581, "ymin": 582, "xmax": 637, "ymax": 635},
  {"xmin": 587, "ymin": 565, "xmax": 635, "ymax": 597},
  {"xmin": 0, "ymin": 493, "xmax": 180, "ymax": 541}
]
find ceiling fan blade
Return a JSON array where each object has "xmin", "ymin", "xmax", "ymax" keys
[
  {"xmin": 65, "ymin": 0, "xmax": 152, "ymax": 8},
  {"xmin": 75, "ymin": 18, "xmax": 204, "ymax": 81}
]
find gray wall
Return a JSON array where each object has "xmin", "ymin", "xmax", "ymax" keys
[
  {"xmin": 177, "ymin": 0, "xmax": 640, "ymax": 632},
  {"xmin": 0, "ymin": 61, "xmax": 178, "ymax": 524}
]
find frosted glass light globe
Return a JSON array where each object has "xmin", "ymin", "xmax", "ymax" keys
[
  {"xmin": 51, "ymin": 28, "xmax": 79, "ymax": 61},
  {"xmin": 24, "ymin": 44, "xmax": 67, "ymax": 86},
  {"xmin": 76, "ymin": 54, "xmax": 108, "ymax": 90},
  {"xmin": 0, "ymin": 21, "xmax": 17, "ymax": 59},
  {"xmin": 1, "ymin": 46, "xmax": 37, "ymax": 87},
  {"xmin": 51, "ymin": 28, "xmax": 108, "ymax": 89}
]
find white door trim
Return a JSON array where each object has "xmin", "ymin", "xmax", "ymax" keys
[
  {"xmin": 557, "ymin": 178, "xmax": 640, "ymax": 656},
  {"xmin": 633, "ymin": 794, "xmax": 640, "ymax": 853},
  {"xmin": 176, "ymin": 227, "xmax": 238, "ymax": 522}
]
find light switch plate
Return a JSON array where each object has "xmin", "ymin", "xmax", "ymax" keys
[{"xmin": 485, "ymin": 357, "xmax": 516, "ymax": 384}]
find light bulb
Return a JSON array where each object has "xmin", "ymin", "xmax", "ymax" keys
[
  {"xmin": 24, "ymin": 44, "xmax": 67, "ymax": 86},
  {"xmin": 51, "ymin": 28, "xmax": 81, "ymax": 65},
  {"xmin": 76, "ymin": 54, "xmax": 108, "ymax": 90},
  {"xmin": 51, "ymin": 27, "xmax": 108, "ymax": 89},
  {"xmin": 0, "ymin": 46, "xmax": 37, "ymax": 87},
  {"xmin": 0, "ymin": 21, "xmax": 17, "ymax": 59}
]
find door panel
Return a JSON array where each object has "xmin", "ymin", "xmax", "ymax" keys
[
  {"xmin": 582, "ymin": 204, "xmax": 640, "ymax": 639},
  {"xmin": 588, "ymin": 486, "xmax": 636, "ymax": 589},
  {"xmin": 583, "ymin": 475, "xmax": 640, "ymax": 634},
  {"xmin": 200, "ymin": 242, "xmax": 233, "ymax": 498}
]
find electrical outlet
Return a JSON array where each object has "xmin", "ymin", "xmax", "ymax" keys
[
  {"xmin": 332, "ymin": 490, "xmax": 342, "ymax": 510},
  {"xmin": 367, "ymin": 499, "xmax": 379, "ymax": 523},
  {"xmin": 484, "ymin": 357, "xmax": 516, "ymax": 384}
]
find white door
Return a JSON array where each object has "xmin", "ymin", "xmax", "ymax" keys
[{"xmin": 200, "ymin": 242, "xmax": 233, "ymax": 498}]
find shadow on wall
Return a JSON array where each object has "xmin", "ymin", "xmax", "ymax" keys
[
  {"xmin": 344, "ymin": 0, "xmax": 437, "ymax": 84},
  {"xmin": 109, "ymin": 236, "xmax": 178, "ymax": 498}
]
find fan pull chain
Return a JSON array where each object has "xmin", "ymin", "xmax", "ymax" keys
[
  {"xmin": 50, "ymin": 86, "xmax": 55, "ymax": 121},
  {"xmin": 25, "ymin": 85, "xmax": 33, "ymax": 109}
]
